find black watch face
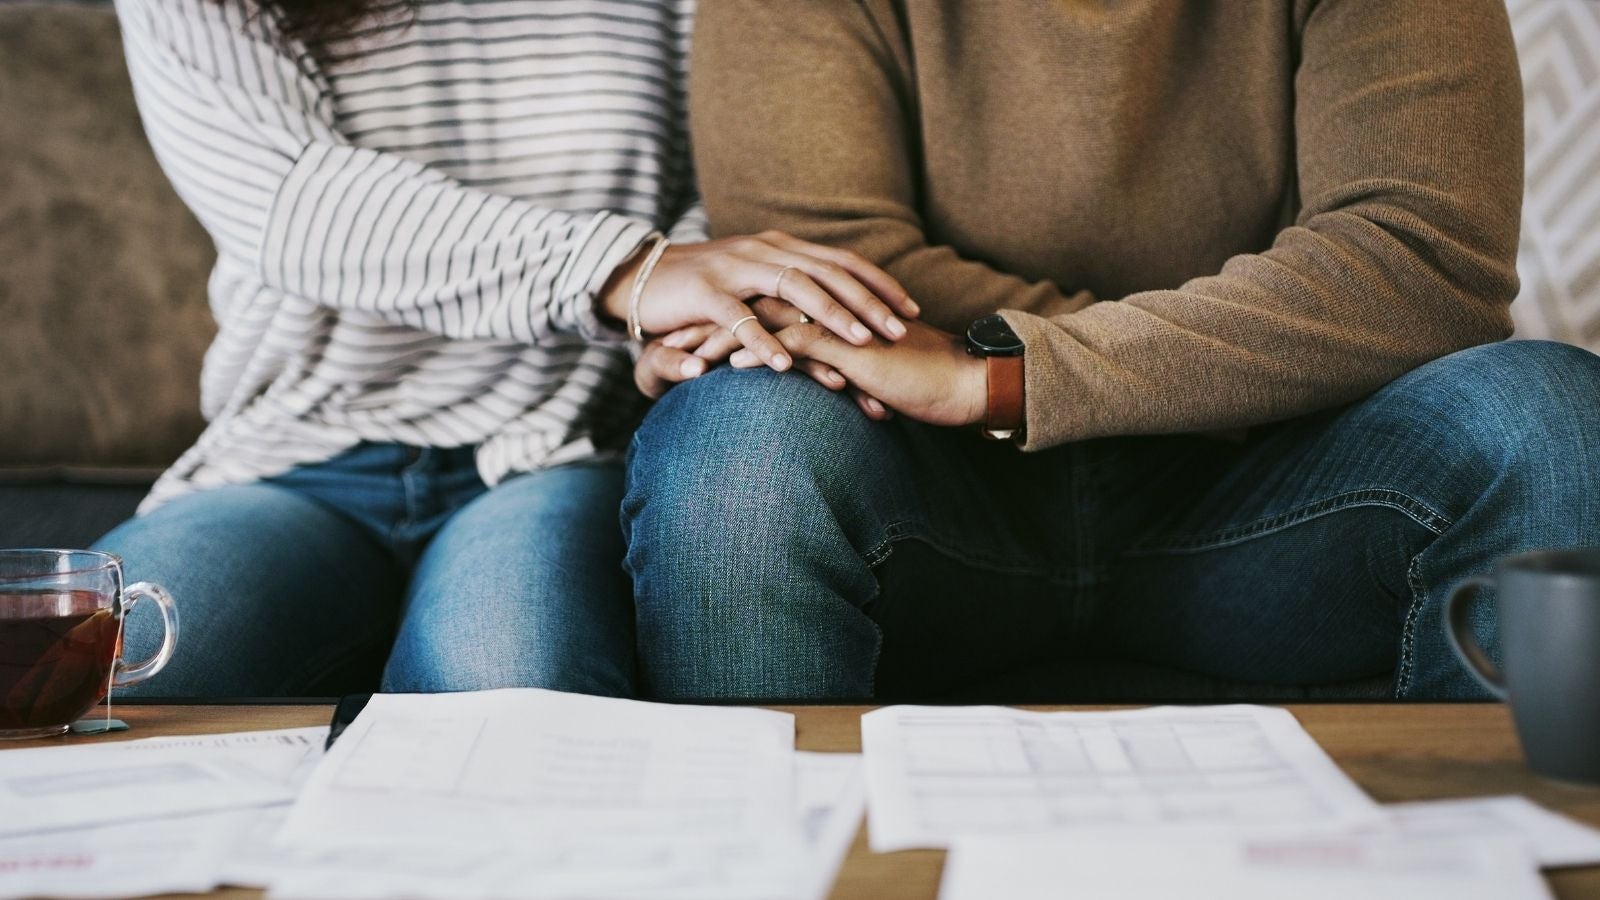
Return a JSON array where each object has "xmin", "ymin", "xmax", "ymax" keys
[{"xmin": 968, "ymin": 314, "xmax": 1025, "ymax": 357}]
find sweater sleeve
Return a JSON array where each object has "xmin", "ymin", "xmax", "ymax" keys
[
  {"xmin": 114, "ymin": 0, "xmax": 656, "ymax": 345},
  {"xmin": 691, "ymin": 0, "xmax": 1522, "ymax": 450}
]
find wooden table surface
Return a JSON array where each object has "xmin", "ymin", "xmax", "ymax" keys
[{"xmin": 10, "ymin": 703, "xmax": 1600, "ymax": 898}]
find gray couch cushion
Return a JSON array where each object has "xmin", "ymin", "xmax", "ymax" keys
[
  {"xmin": 0, "ymin": 2, "xmax": 214, "ymax": 472},
  {"xmin": 0, "ymin": 482, "xmax": 147, "ymax": 549}
]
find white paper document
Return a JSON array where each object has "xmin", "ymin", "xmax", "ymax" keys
[
  {"xmin": 0, "ymin": 814, "xmax": 242, "ymax": 900},
  {"xmin": 938, "ymin": 833, "xmax": 1553, "ymax": 900},
  {"xmin": 279, "ymin": 689, "xmax": 795, "ymax": 850},
  {"xmin": 1373, "ymin": 795, "xmax": 1600, "ymax": 869},
  {"xmin": 861, "ymin": 704, "xmax": 1379, "ymax": 851},
  {"xmin": 0, "ymin": 697, "xmax": 860, "ymax": 900},
  {"xmin": 0, "ymin": 727, "xmax": 320, "ymax": 839},
  {"xmin": 269, "ymin": 689, "xmax": 817, "ymax": 900},
  {"xmin": 267, "ymin": 750, "xmax": 865, "ymax": 900},
  {"xmin": 0, "ymin": 727, "xmax": 327, "ymax": 900}
]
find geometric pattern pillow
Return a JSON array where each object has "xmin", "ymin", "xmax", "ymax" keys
[{"xmin": 1507, "ymin": 0, "xmax": 1600, "ymax": 352}]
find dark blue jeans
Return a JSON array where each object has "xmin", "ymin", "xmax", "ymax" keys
[
  {"xmin": 95, "ymin": 445, "xmax": 633, "ymax": 697},
  {"xmin": 622, "ymin": 340, "xmax": 1600, "ymax": 701}
]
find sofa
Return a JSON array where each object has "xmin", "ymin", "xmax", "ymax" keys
[
  {"xmin": 3, "ymin": 0, "xmax": 1595, "ymax": 701},
  {"xmin": 1, "ymin": 3, "xmax": 214, "ymax": 549}
]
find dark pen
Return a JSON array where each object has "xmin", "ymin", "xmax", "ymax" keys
[{"xmin": 325, "ymin": 693, "xmax": 373, "ymax": 750}]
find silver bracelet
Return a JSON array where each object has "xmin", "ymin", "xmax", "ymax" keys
[{"xmin": 628, "ymin": 236, "xmax": 671, "ymax": 344}]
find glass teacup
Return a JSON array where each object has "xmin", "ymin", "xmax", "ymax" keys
[{"xmin": 0, "ymin": 549, "xmax": 178, "ymax": 738}]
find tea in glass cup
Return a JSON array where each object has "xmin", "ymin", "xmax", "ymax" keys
[{"xmin": 0, "ymin": 550, "xmax": 177, "ymax": 738}]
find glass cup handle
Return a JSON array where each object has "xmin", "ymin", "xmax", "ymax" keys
[
  {"xmin": 113, "ymin": 582, "xmax": 180, "ymax": 687},
  {"xmin": 1444, "ymin": 575, "xmax": 1508, "ymax": 700}
]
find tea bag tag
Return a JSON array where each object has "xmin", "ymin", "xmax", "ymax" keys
[
  {"xmin": 70, "ymin": 718, "xmax": 129, "ymax": 735},
  {"xmin": 70, "ymin": 608, "xmax": 131, "ymax": 735}
]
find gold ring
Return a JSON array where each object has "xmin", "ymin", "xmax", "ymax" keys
[
  {"xmin": 773, "ymin": 265, "xmax": 796, "ymax": 299},
  {"xmin": 729, "ymin": 314, "xmax": 759, "ymax": 339}
]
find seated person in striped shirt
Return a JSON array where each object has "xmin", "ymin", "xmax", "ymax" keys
[
  {"xmin": 95, "ymin": 0, "xmax": 917, "ymax": 698},
  {"xmin": 621, "ymin": 0, "xmax": 1600, "ymax": 701}
]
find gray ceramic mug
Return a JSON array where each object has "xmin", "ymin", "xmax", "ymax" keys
[{"xmin": 1446, "ymin": 549, "xmax": 1600, "ymax": 784}]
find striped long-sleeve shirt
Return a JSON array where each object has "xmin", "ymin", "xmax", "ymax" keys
[{"xmin": 114, "ymin": 0, "xmax": 706, "ymax": 512}]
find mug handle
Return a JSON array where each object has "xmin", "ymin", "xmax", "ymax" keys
[
  {"xmin": 113, "ymin": 582, "xmax": 180, "ymax": 687},
  {"xmin": 1444, "ymin": 575, "xmax": 1508, "ymax": 700}
]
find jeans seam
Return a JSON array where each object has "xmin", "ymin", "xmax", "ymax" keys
[
  {"xmin": 1396, "ymin": 552, "xmax": 1428, "ymax": 699},
  {"xmin": 1125, "ymin": 488, "xmax": 1452, "ymax": 556},
  {"xmin": 864, "ymin": 520, "xmax": 1082, "ymax": 583},
  {"xmin": 859, "ymin": 538, "xmax": 891, "ymax": 698}
]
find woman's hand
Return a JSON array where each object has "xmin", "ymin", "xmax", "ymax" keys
[
  {"xmin": 601, "ymin": 231, "xmax": 920, "ymax": 373},
  {"xmin": 729, "ymin": 318, "xmax": 989, "ymax": 427},
  {"xmin": 633, "ymin": 297, "xmax": 862, "ymax": 402}
]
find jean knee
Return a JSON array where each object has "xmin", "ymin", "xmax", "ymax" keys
[
  {"xmin": 1363, "ymin": 340, "xmax": 1600, "ymax": 476},
  {"xmin": 382, "ymin": 647, "xmax": 629, "ymax": 697},
  {"xmin": 622, "ymin": 368, "xmax": 888, "ymax": 698},
  {"xmin": 624, "ymin": 366, "xmax": 880, "ymax": 543}
]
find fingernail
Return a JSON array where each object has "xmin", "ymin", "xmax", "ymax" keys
[
  {"xmin": 680, "ymin": 358, "xmax": 705, "ymax": 377},
  {"xmin": 867, "ymin": 398, "xmax": 884, "ymax": 414},
  {"xmin": 905, "ymin": 297, "xmax": 920, "ymax": 316},
  {"xmin": 828, "ymin": 371, "xmax": 844, "ymax": 385},
  {"xmin": 885, "ymin": 316, "xmax": 906, "ymax": 339},
  {"xmin": 850, "ymin": 322, "xmax": 872, "ymax": 343},
  {"xmin": 773, "ymin": 353, "xmax": 792, "ymax": 371}
]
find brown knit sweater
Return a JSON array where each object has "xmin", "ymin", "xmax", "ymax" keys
[{"xmin": 689, "ymin": 0, "xmax": 1523, "ymax": 449}]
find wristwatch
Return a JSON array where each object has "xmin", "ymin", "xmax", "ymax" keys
[{"xmin": 965, "ymin": 314, "xmax": 1026, "ymax": 441}]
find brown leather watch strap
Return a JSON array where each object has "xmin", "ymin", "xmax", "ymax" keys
[{"xmin": 984, "ymin": 354, "xmax": 1025, "ymax": 440}]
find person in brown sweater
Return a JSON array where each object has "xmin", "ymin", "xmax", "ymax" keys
[{"xmin": 619, "ymin": 0, "xmax": 1600, "ymax": 700}]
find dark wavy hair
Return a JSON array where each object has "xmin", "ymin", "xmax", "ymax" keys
[{"xmin": 242, "ymin": 0, "xmax": 416, "ymax": 50}]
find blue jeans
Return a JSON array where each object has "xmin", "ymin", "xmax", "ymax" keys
[
  {"xmin": 622, "ymin": 340, "xmax": 1600, "ymax": 701},
  {"xmin": 94, "ymin": 445, "xmax": 633, "ymax": 697}
]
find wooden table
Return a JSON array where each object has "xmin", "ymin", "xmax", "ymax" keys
[{"xmin": 11, "ymin": 703, "xmax": 1600, "ymax": 898}]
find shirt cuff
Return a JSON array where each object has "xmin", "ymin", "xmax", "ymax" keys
[{"xmin": 559, "ymin": 212, "xmax": 659, "ymax": 344}]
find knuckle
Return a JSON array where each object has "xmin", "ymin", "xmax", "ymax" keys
[
  {"xmin": 708, "ymin": 255, "xmax": 743, "ymax": 280},
  {"xmin": 773, "ymin": 329, "xmax": 804, "ymax": 352},
  {"xmin": 817, "ymin": 262, "xmax": 847, "ymax": 281}
]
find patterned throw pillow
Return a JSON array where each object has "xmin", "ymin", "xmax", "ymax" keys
[{"xmin": 1508, "ymin": 0, "xmax": 1600, "ymax": 351}]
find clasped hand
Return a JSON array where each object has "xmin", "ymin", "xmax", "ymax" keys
[{"xmin": 609, "ymin": 231, "xmax": 986, "ymax": 427}]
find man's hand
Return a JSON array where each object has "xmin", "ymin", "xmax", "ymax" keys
[
  {"xmin": 730, "ymin": 318, "xmax": 989, "ymax": 427},
  {"xmin": 633, "ymin": 297, "xmax": 856, "ymax": 400}
]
